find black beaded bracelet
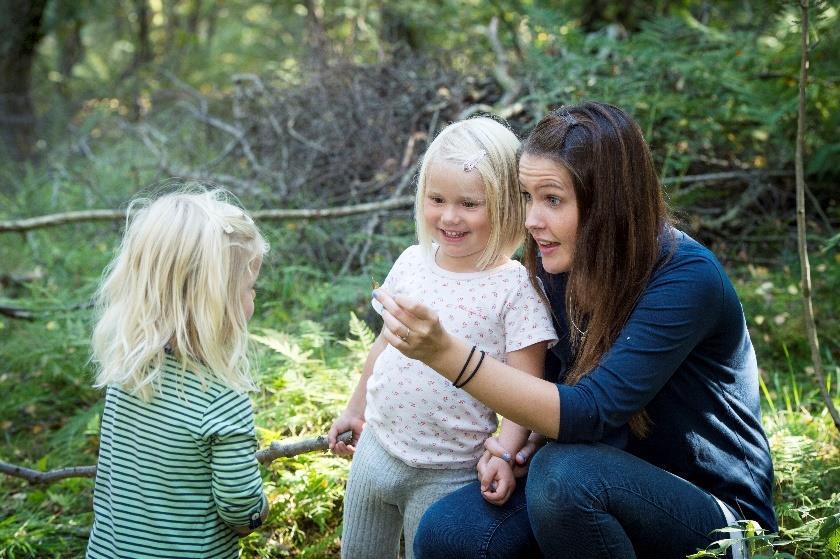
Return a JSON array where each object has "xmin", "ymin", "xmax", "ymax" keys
[
  {"xmin": 452, "ymin": 345, "xmax": 477, "ymax": 387},
  {"xmin": 455, "ymin": 350, "xmax": 485, "ymax": 389}
]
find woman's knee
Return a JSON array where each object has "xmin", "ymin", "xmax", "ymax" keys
[
  {"xmin": 414, "ymin": 480, "xmax": 534, "ymax": 559},
  {"xmin": 526, "ymin": 443, "xmax": 608, "ymax": 525},
  {"xmin": 413, "ymin": 484, "xmax": 482, "ymax": 559}
]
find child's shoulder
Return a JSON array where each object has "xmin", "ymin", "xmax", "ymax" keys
[
  {"xmin": 387, "ymin": 244, "xmax": 429, "ymax": 272},
  {"xmin": 159, "ymin": 355, "xmax": 242, "ymax": 406},
  {"xmin": 397, "ymin": 244, "xmax": 425, "ymax": 262},
  {"xmin": 486, "ymin": 258, "xmax": 529, "ymax": 282}
]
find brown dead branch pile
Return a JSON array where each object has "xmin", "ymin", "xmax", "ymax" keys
[{"xmin": 137, "ymin": 56, "xmax": 466, "ymax": 206}]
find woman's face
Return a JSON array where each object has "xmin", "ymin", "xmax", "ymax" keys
[{"xmin": 519, "ymin": 153, "xmax": 579, "ymax": 274}]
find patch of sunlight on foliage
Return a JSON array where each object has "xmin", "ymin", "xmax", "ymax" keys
[{"xmin": 241, "ymin": 314, "xmax": 373, "ymax": 557}]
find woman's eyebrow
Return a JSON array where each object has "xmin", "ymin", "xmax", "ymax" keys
[{"xmin": 522, "ymin": 180, "xmax": 567, "ymax": 191}]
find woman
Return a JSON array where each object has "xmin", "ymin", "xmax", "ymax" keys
[{"xmin": 373, "ymin": 101, "xmax": 776, "ymax": 559}]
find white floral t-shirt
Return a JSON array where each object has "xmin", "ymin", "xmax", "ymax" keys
[{"xmin": 367, "ymin": 244, "xmax": 557, "ymax": 469}]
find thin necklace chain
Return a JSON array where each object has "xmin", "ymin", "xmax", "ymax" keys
[{"xmin": 567, "ymin": 292, "xmax": 588, "ymax": 337}]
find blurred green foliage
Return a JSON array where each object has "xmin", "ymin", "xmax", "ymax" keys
[{"xmin": 1, "ymin": 0, "xmax": 838, "ymax": 558}]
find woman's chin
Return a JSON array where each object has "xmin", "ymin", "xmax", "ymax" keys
[{"xmin": 541, "ymin": 257, "xmax": 570, "ymax": 274}]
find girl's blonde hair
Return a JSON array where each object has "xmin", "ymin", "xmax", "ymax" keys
[
  {"xmin": 91, "ymin": 187, "xmax": 269, "ymax": 401},
  {"xmin": 415, "ymin": 116, "xmax": 523, "ymax": 270}
]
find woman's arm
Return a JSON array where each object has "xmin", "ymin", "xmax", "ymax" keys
[
  {"xmin": 479, "ymin": 342, "xmax": 548, "ymax": 504},
  {"xmin": 375, "ymin": 249, "xmax": 725, "ymax": 443},
  {"xmin": 496, "ymin": 342, "xmax": 547, "ymax": 456},
  {"xmin": 374, "ymin": 289, "xmax": 561, "ymax": 438}
]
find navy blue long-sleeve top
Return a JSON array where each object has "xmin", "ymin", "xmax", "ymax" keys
[{"xmin": 540, "ymin": 229, "xmax": 777, "ymax": 531}]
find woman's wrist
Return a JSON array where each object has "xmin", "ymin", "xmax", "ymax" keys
[{"xmin": 423, "ymin": 331, "xmax": 464, "ymax": 380}]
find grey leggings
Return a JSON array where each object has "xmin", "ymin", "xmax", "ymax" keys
[{"xmin": 341, "ymin": 428, "xmax": 477, "ymax": 559}]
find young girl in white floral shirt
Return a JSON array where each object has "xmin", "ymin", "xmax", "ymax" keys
[{"xmin": 328, "ymin": 117, "xmax": 557, "ymax": 559}]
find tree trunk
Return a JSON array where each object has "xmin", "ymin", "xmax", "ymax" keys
[
  {"xmin": 134, "ymin": 0, "xmax": 153, "ymax": 68},
  {"xmin": 163, "ymin": 0, "xmax": 180, "ymax": 52},
  {"xmin": 303, "ymin": 0, "xmax": 329, "ymax": 69},
  {"xmin": 187, "ymin": 0, "xmax": 203, "ymax": 36},
  {"xmin": 0, "ymin": 0, "xmax": 48, "ymax": 162}
]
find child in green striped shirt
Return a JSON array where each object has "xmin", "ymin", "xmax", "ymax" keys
[{"xmin": 86, "ymin": 188, "xmax": 270, "ymax": 559}]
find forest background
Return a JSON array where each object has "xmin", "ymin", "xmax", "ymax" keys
[{"xmin": 0, "ymin": 0, "xmax": 838, "ymax": 557}]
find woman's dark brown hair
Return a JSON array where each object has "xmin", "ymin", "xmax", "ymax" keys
[{"xmin": 522, "ymin": 101, "xmax": 670, "ymax": 438}]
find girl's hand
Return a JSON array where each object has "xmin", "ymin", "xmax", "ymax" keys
[
  {"xmin": 483, "ymin": 433, "xmax": 544, "ymax": 478},
  {"xmin": 372, "ymin": 289, "xmax": 452, "ymax": 363},
  {"xmin": 328, "ymin": 410, "xmax": 365, "ymax": 458},
  {"xmin": 478, "ymin": 455, "xmax": 516, "ymax": 506}
]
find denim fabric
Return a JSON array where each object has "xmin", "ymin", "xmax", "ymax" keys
[
  {"xmin": 414, "ymin": 442, "xmax": 736, "ymax": 559},
  {"xmin": 413, "ymin": 478, "xmax": 539, "ymax": 559}
]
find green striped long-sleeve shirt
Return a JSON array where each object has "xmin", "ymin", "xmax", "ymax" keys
[{"xmin": 86, "ymin": 355, "xmax": 266, "ymax": 559}]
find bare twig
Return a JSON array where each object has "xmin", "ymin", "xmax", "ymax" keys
[
  {"xmin": 338, "ymin": 133, "xmax": 423, "ymax": 275},
  {"xmin": 177, "ymin": 101, "xmax": 270, "ymax": 177},
  {"xmin": 256, "ymin": 431, "xmax": 351, "ymax": 465},
  {"xmin": 661, "ymin": 169, "xmax": 791, "ymax": 186},
  {"xmin": 794, "ymin": 0, "xmax": 840, "ymax": 431},
  {"xmin": 486, "ymin": 17, "xmax": 522, "ymax": 107},
  {"xmin": 0, "ymin": 431, "xmax": 352, "ymax": 486}
]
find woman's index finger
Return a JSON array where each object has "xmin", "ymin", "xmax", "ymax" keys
[{"xmin": 392, "ymin": 293, "xmax": 434, "ymax": 320}]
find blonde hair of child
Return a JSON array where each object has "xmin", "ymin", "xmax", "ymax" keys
[
  {"xmin": 91, "ymin": 187, "xmax": 269, "ymax": 401},
  {"xmin": 415, "ymin": 116, "xmax": 523, "ymax": 270}
]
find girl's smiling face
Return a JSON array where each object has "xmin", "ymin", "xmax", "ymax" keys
[
  {"xmin": 423, "ymin": 160, "xmax": 492, "ymax": 273},
  {"xmin": 519, "ymin": 153, "xmax": 580, "ymax": 274}
]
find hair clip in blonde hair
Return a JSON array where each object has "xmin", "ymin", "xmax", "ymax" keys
[
  {"xmin": 221, "ymin": 222, "xmax": 234, "ymax": 234},
  {"xmin": 463, "ymin": 149, "xmax": 487, "ymax": 172}
]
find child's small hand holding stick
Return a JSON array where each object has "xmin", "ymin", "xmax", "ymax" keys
[{"xmin": 478, "ymin": 453, "xmax": 517, "ymax": 505}]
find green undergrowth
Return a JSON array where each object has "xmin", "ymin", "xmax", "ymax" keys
[{"xmin": 1, "ymin": 246, "xmax": 839, "ymax": 557}]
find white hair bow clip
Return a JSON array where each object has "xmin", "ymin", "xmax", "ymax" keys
[
  {"xmin": 463, "ymin": 149, "xmax": 487, "ymax": 172},
  {"xmin": 221, "ymin": 222, "xmax": 234, "ymax": 234}
]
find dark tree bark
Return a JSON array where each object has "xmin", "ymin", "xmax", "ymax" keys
[
  {"xmin": 303, "ymin": 0, "xmax": 329, "ymax": 68},
  {"xmin": 134, "ymin": 0, "xmax": 152, "ymax": 68},
  {"xmin": 0, "ymin": 0, "xmax": 49, "ymax": 162},
  {"xmin": 580, "ymin": 0, "xmax": 641, "ymax": 32},
  {"xmin": 187, "ymin": 0, "xmax": 203, "ymax": 36},
  {"xmin": 57, "ymin": 18, "xmax": 84, "ymax": 81},
  {"xmin": 163, "ymin": 0, "xmax": 181, "ymax": 51},
  {"xmin": 379, "ymin": 3, "xmax": 419, "ymax": 51}
]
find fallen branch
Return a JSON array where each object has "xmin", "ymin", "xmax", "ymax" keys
[
  {"xmin": 698, "ymin": 178, "xmax": 769, "ymax": 231},
  {"xmin": 0, "ymin": 305, "xmax": 36, "ymax": 319},
  {"xmin": 660, "ymin": 169, "xmax": 791, "ymax": 186},
  {"xmin": 0, "ymin": 463, "xmax": 96, "ymax": 483},
  {"xmin": 0, "ymin": 301, "xmax": 93, "ymax": 320},
  {"xmin": 0, "ymin": 198, "xmax": 414, "ymax": 233},
  {"xmin": 0, "ymin": 170, "xmax": 791, "ymax": 234},
  {"xmin": 0, "ymin": 431, "xmax": 351, "ymax": 485}
]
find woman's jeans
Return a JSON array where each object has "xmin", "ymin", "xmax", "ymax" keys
[{"xmin": 413, "ymin": 442, "xmax": 738, "ymax": 559}]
